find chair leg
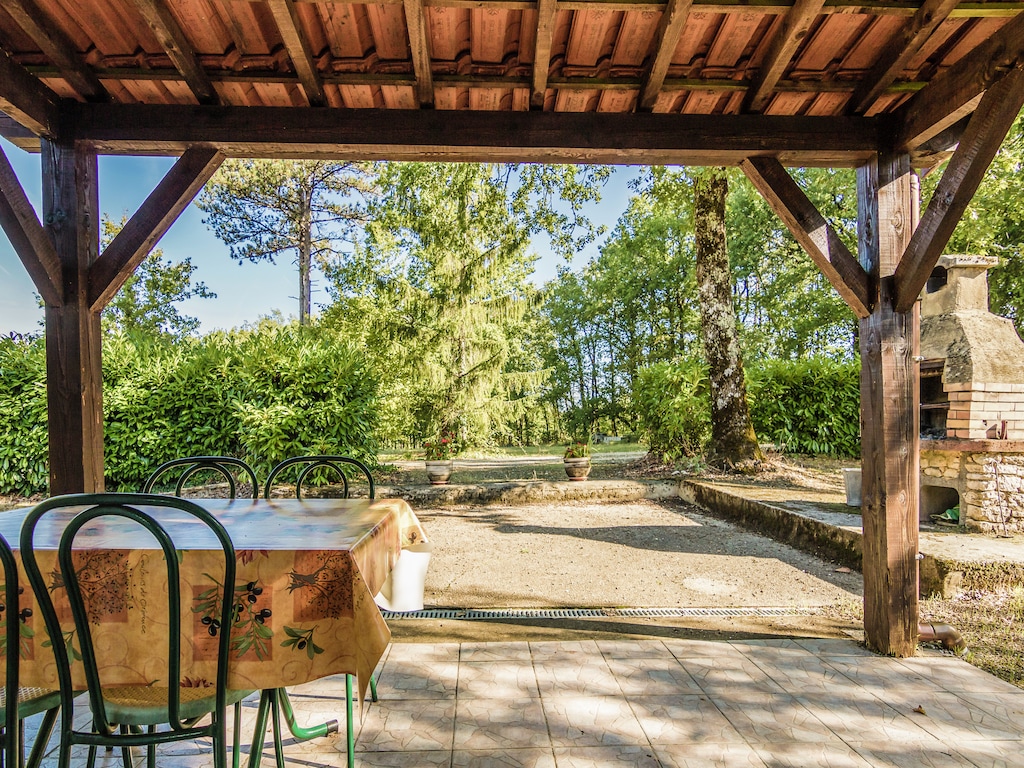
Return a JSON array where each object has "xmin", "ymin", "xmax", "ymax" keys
[
  {"xmin": 24, "ymin": 707, "xmax": 59, "ymax": 768},
  {"xmin": 118, "ymin": 724, "xmax": 134, "ymax": 768},
  {"xmin": 345, "ymin": 675, "xmax": 354, "ymax": 768},
  {"xmin": 232, "ymin": 702, "xmax": 243, "ymax": 768},
  {"xmin": 247, "ymin": 692, "xmax": 273, "ymax": 768},
  {"xmin": 147, "ymin": 725, "xmax": 156, "ymax": 768},
  {"xmin": 370, "ymin": 673, "xmax": 378, "ymax": 703},
  {"xmin": 269, "ymin": 692, "xmax": 285, "ymax": 768},
  {"xmin": 278, "ymin": 689, "xmax": 337, "ymax": 740}
]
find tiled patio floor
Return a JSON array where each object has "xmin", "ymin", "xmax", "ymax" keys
[{"xmin": 32, "ymin": 637, "xmax": 1024, "ymax": 767}]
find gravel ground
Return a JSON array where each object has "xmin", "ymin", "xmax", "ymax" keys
[{"xmin": 415, "ymin": 498, "xmax": 863, "ymax": 610}]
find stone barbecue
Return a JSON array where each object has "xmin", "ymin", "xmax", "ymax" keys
[{"xmin": 919, "ymin": 254, "xmax": 1024, "ymax": 534}]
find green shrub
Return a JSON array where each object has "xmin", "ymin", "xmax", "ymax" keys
[
  {"xmin": 632, "ymin": 360, "xmax": 710, "ymax": 460},
  {"xmin": 748, "ymin": 358, "xmax": 861, "ymax": 457},
  {"xmin": 633, "ymin": 356, "xmax": 861, "ymax": 460},
  {"xmin": 0, "ymin": 323, "xmax": 379, "ymax": 495}
]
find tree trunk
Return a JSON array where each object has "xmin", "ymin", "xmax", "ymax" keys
[
  {"xmin": 692, "ymin": 167, "xmax": 763, "ymax": 470},
  {"xmin": 299, "ymin": 198, "xmax": 312, "ymax": 325}
]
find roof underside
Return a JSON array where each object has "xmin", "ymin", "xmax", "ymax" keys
[{"xmin": 0, "ymin": 0, "xmax": 1022, "ymax": 165}]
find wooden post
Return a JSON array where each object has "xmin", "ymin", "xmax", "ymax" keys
[
  {"xmin": 857, "ymin": 151, "xmax": 920, "ymax": 657},
  {"xmin": 41, "ymin": 140, "xmax": 104, "ymax": 494}
]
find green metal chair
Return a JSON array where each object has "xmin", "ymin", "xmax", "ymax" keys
[
  {"xmin": 262, "ymin": 455, "xmax": 378, "ymax": 767},
  {"xmin": 264, "ymin": 455, "xmax": 375, "ymax": 500},
  {"xmin": 0, "ymin": 533, "xmax": 61, "ymax": 768},
  {"xmin": 20, "ymin": 493, "xmax": 252, "ymax": 768},
  {"xmin": 142, "ymin": 456, "xmax": 260, "ymax": 500}
]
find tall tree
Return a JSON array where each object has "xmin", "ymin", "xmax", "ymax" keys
[
  {"xmin": 197, "ymin": 160, "xmax": 373, "ymax": 324},
  {"xmin": 100, "ymin": 217, "xmax": 214, "ymax": 338},
  {"xmin": 691, "ymin": 168, "xmax": 762, "ymax": 469}
]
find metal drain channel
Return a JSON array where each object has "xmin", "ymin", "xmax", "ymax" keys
[{"xmin": 381, "ymin": 606, "xmax": 820, "ymax": 620}]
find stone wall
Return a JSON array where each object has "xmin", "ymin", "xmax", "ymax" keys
[{"xmin": 921, "ymin": 440, "xmax": 1024, "ymax": 533}]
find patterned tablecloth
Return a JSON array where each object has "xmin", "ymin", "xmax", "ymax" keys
[{"xmin": 0, "ymin": 498, "xmax": 427, "ymax": 702}]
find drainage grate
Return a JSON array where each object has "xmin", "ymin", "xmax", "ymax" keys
[{"xmin": 381, "ymin": 606, "xmax": 820, "ymax": 620}]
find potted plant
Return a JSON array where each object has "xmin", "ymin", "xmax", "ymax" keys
[
  {"xmin": 563, "ymin": 440, "xmax": 592, "ymax": 481},
  {"xmin": 423, "ymin": 433, "xmax": 458, "ymax": 485}
]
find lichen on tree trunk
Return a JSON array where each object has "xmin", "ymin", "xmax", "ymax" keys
[{"xmin": 692, "ymin": 167, "xmax": 763, "ymax": 470}]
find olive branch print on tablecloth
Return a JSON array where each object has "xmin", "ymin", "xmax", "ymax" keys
[
  {"xmin": 287, "ymin": 552, "xmax": 353, "ymax": 620},
  {"xmin": 280, "ymin": 625, "xmax": 324, "ymax": 659},
  {"xmin": 193, "ymin": 576, "xmax": 274, "ymax": 660},
  {"xmin": 0, "ymin": 584, "xmax": 37, "ymax": 660}
]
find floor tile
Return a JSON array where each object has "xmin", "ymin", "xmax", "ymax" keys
[
  {"xmin": 355, "ymin": 750, "xmax": 454, "ymax": 767},
  {"xmin": 357, "ymin": 698, "xmax": 456, "ymax": 752},
  {"xmin": 453, "ymin": 697, "xmax": 550, "ymax": 750},
  {"xmin": 452, "ymin": 748, "xmax": 556, "ymax": 768},
  {"xmin": 551, "ymin": 745, "xmax": 660, "ymax": 767},
  {"xmin": 845, "ymin": 739, "xmax": 983, "ymax": 767},
  {"xmin": 629, "ymin": 694, "xmax": 745, "ymax": 745},
  {"xmin": 749, "ymin": 741, "xmax": 876, "ymax": 767},
  {"xmin": 883, "ymin": 690, "xmax": 1022, "ymax": 742},
  {"xmin": 953, "ymin": 689, "xmax": 1024, "ymax": 728},
  {"xmin": 655, "ymin": 742, "xmax": 769, "ymax": 767},
  {"xmin": 793, "ymin": 638, "xmax": 876, "ymax": 656},
  {"xmin": 534, "ymin": 660, "xmax": 622, "ymax": 697},
  {"xmin": 711, "ymin": 691, "xmax": 834, "ymax": 742},
  {"xmin": 542, "ymin": 696, "xmax": 647, "ymax": 747},
  {"xmin": 895, "ymin": 656, "xmax": 1024, "ymax": 694},
  {"xmin": 795, "ymin": 692, "xmax": 940, "ymax": 743},
  {"xmin": 460, "ymin": 642, "xmax": 535, "ymax": 663},
  {"xmin": 377, "ymin": 659, "xmax": 459, "ymax": 699},
  {"xmin": 458, "ymin": 661, "xmax": 540, "ymax": 699},
  {"xmin": 677, "ymin": 657, "xmax": 786, "ymax": 695},
  {"xmin": 387, "ymin": 642, "xmax": 462, "ymax": 664},
  {"xmin": 662, "ymin": 639, "xmax": 748, "ymax": 660},
  {"xmin": 595, "ymin": 639, "xmax": 672, "ymax": 660},
  {"xmin": 530, "ymin": 640, "xmax": 601, "ymax": 661},
  {"xmin": 604, "ymin": 656, "xmax": 703, "ymax": 696},
  {"xmin": 954, "ymin": 739, "xmax": 1024, "ymax": 768}
]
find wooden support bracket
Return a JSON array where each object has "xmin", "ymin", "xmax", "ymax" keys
[
  {"xmin": 740, "ymin": 156, "xmax": 871, "ymax": 317},
  {"xmin": 88, "ymin": 145, "xmax": 224, "ymax": 311}
]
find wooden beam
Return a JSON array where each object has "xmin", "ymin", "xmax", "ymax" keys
[
  {"xmin": 66, "ymin": 104, "xmax": 881, "ymax": 165},
  {"xmin": 857, "ymin": 149, "xmax": 919, "ymax": 658},
  {"xmin": 894, "ymin": 11, "xmax": 1024, "ymax": 149},
  {"xmin": 134, "ymin": 0, "xmax": 219, "ymax": 105},
  {"xmin": 2, "ymin": 0, "xmax": 108, "ymax": 102},
  {"xmin": 88, "ymin": 146, "xmax": 223, "ymax": 311},
  {"xmin": 893, "ymin": 65, "xmax": 1024, "ymax": 312},
  {"xmin": 740, "ymin": 156, "xmax": 870, "ymax": 317},
  {"xmin": 0, "ymin": 144, "xmax": 61, "ymax": 305},
  {"xmin": 403, "ymin": 0, "xmax": 434, "ymax": 107},
  {"xmin": 0, "ymin": 46, "xmax": 61, "ymax": 137},
  {"xmin": 531, "ymin": 0, "xmax": 558, "ymax": 109},
  {"xmin": 266, "ymin": 0, "xmax": 327, "ymax": 107},
  {"xmin": 41, "ymin": 140, "xmax": 104, "ymax": 494},
  {"xmin": 637, "ymin": 0, "xmax": 693, "ymax": 111},
  {"xmin": 848, "ymin": 0, "xmax": 959, "ymax": 115},
  {"xmin": 742, "ymin": 0, "xmax": 826, "ymax": 114}
]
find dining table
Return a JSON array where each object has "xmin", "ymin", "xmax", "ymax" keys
[{"xmin": 0, "ymin": 496, "xmax": 428, "ymax": 708}]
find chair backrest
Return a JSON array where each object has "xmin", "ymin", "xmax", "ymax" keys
[
  {"xmin": 20, "ymin": 493, "xmax": 237, "ymax": 736},
  {"xmin": 141, "ymin": 456, "xmax": 259, "ymax": 499},
  {"xmin": 264, "ymin": 455, "xmax": 375, "ymax": 501},
  {"xmin": 0, "ymin": 533, "xmax": 20, "ymax": 768}
]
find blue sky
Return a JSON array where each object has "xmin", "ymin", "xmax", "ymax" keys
[{"xmin": 0, "ymin": 139, "xmax": 641, "ymax": 336}]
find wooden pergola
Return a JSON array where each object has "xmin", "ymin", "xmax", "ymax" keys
[{"xmin": 1, "ymin": 0, "xmax": 1023, "ymax": 657}]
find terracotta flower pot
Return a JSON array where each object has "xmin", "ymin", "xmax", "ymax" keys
[
  {"xmin": 425, "ymin": 460, "xmax": 453, "ymax": 485},
  {"xmin": 563, "ymin": 457, "xmax": 591, "ymax": 481}
]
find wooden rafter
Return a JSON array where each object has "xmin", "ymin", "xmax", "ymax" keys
[
  {"xmin": 65, "ymin": 104, "xmax": 881, "ymax": 165},
  {"xmin": 893, "ymin": 11, "xmax": 1024, "ymax": 149},
  {"xmin": 740, "ymin": 156, "xmax": 870, "ymax": 316},
  {"xmin": 134, "ymin": 0, "xmax": 219, "ymax": 105},
  {"xmin": 531, "ymin": 0, "xmax": 558, "ymax": 109},
  {"xmin": 0, "ymin": 46, "xmax": 61, "ymax": 137},
  {"xmin": 2, "ymin": 0, "xmax": 108, "ymax": 102},
  {"xmin": 403, "ymin": 0, "xmax": 434, "ymax": 107},
  {"xmin": 893, "ymin": 65, "xmax": 1024, "ymax": 313},
  {"xmin": 267, "ymin": 0, "xmax": 326, "ymax": 107},
  {"xmin": 742, "ymin": 0, "xmax": 826, "ymax": 114},
  {"xmin": 847, "ymin": 0, "xmax": 960, "ymax": 115},
  {"xmin": 638, "ymin": 0, "xmax": 693, "ymax": 111},
  {"xmin": 0, "ymin": 144, "xmax": 61, "ymax": 305},
  {"xmin": 88, "ymin": 146, "xmax": 224, "ymax": 311}
]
